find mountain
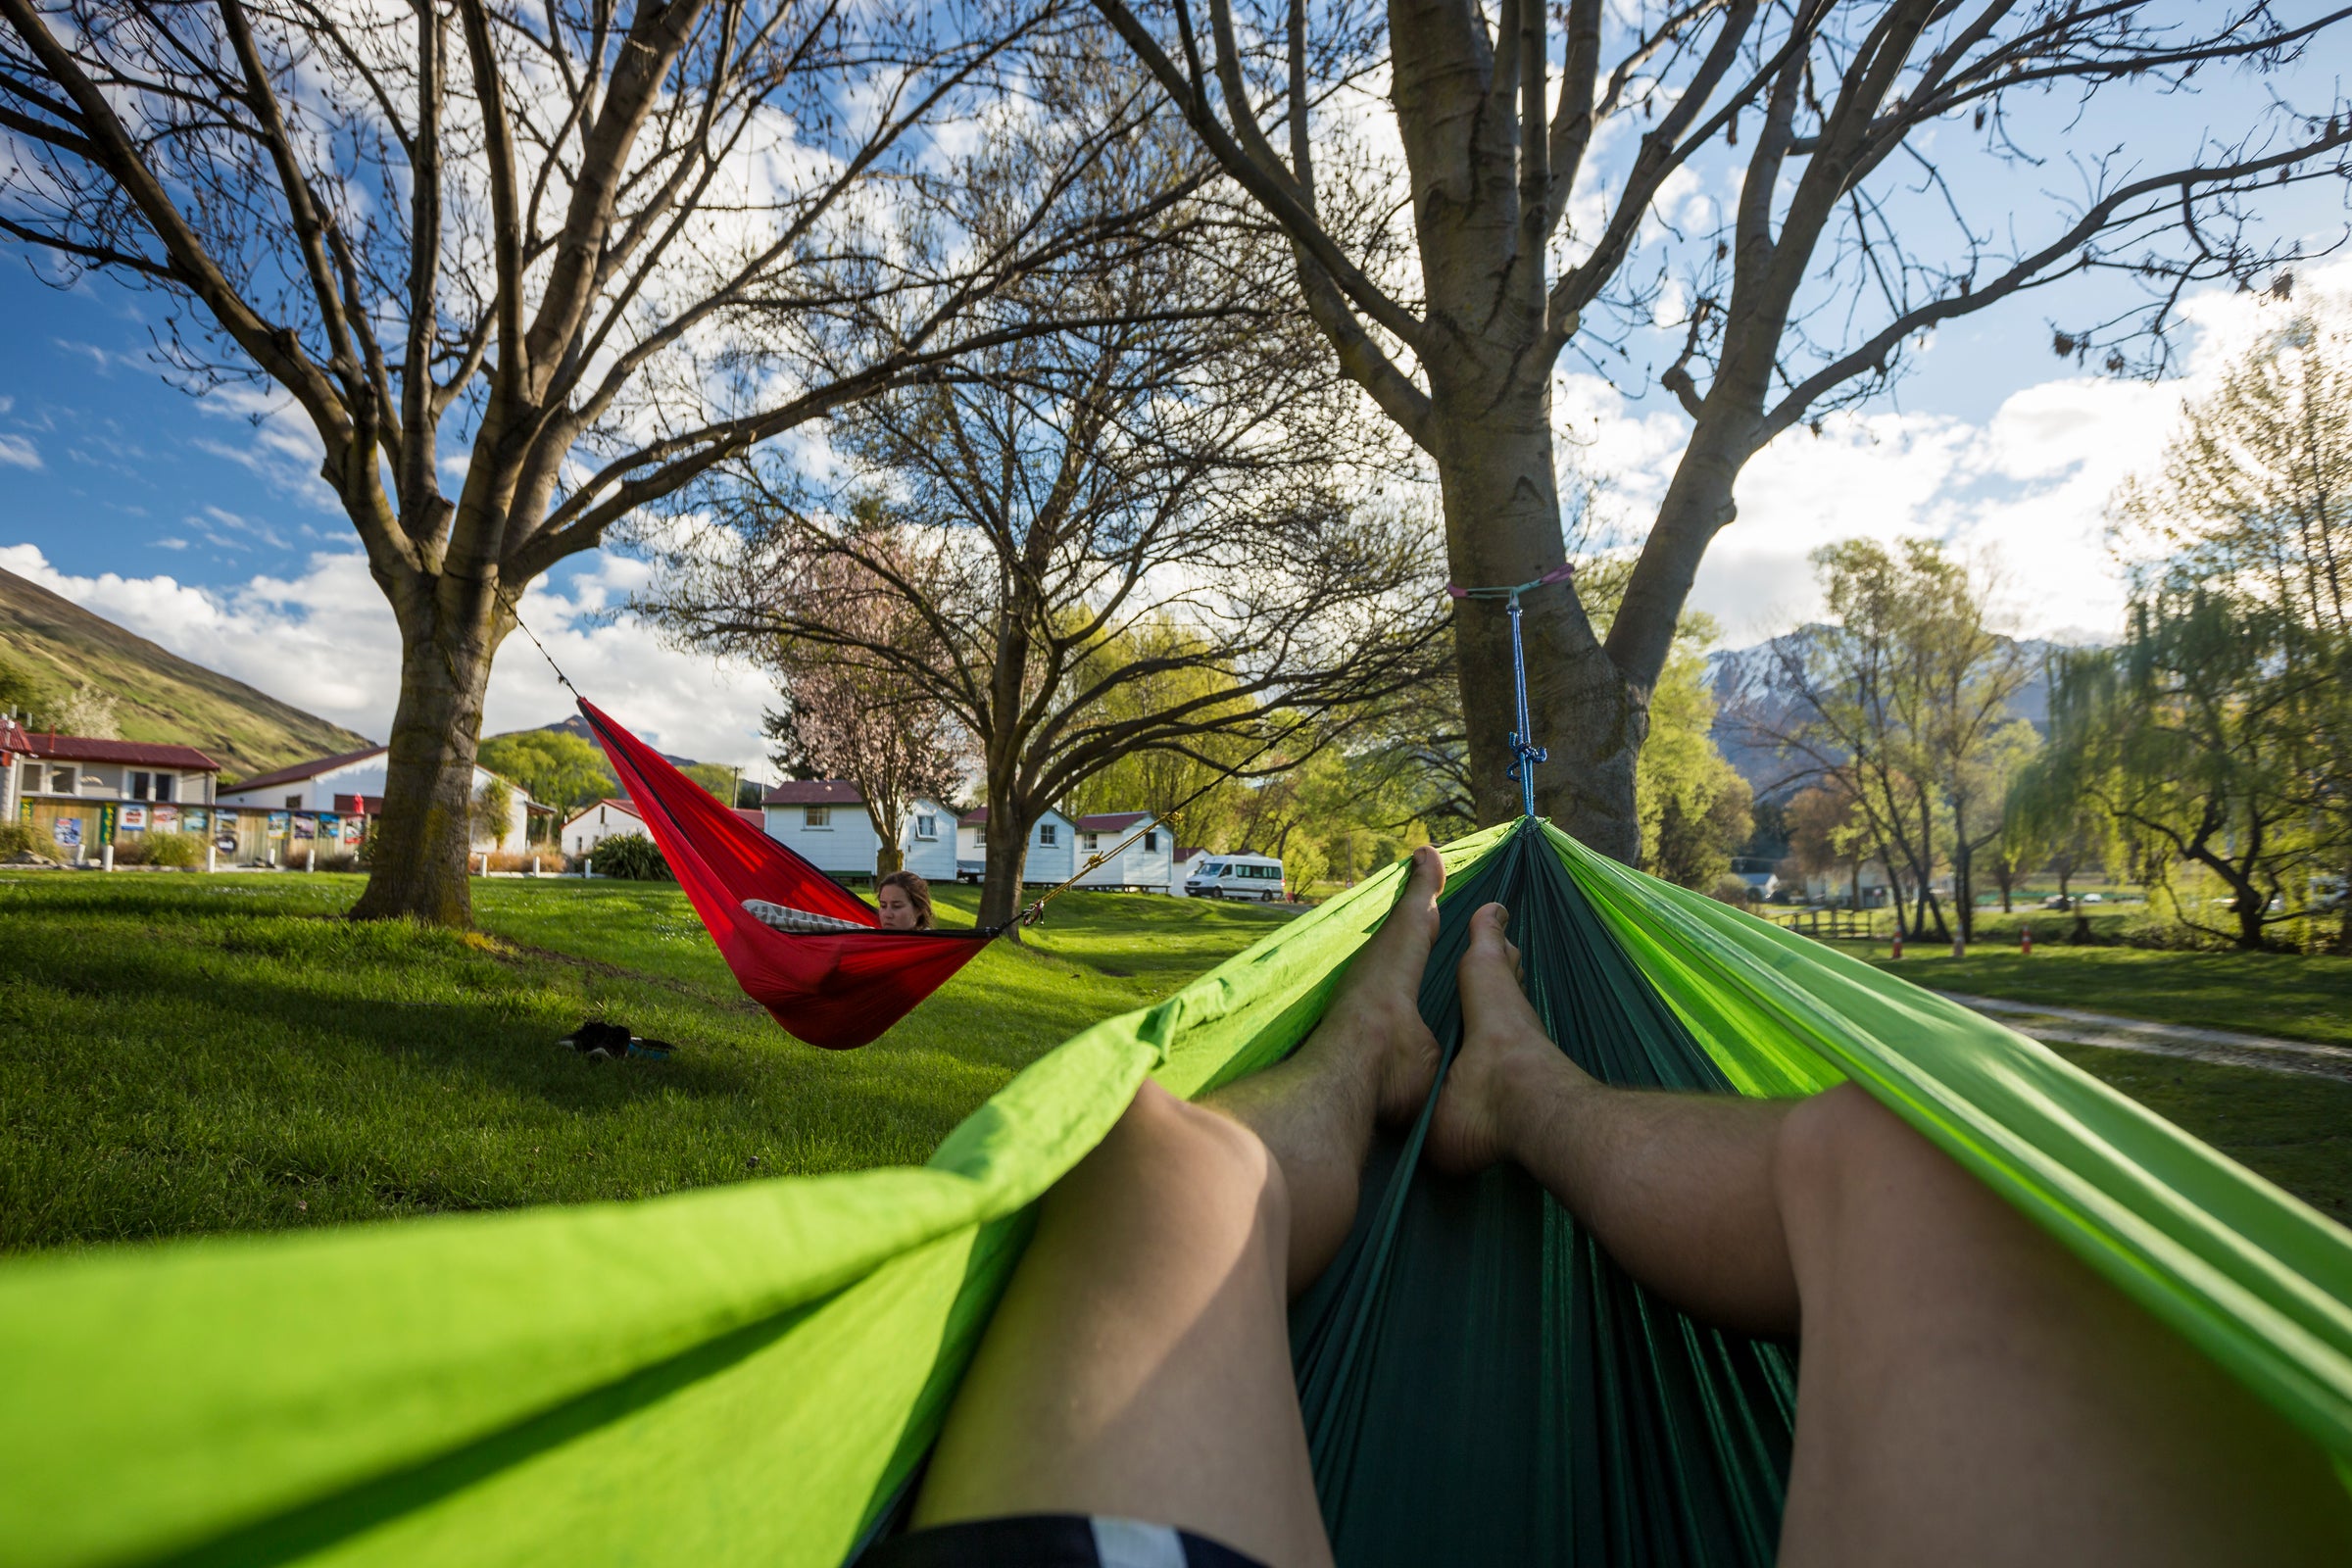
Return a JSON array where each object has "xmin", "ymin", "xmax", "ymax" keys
[
  {"xmin": 1705, "ymin": 629, "xmax": 2080, "ymax": 800},
  {"xmin": 481, "ymin": 711, "xmax": 698, "ymax": 767},
  {"xmin": 0, "ymin": 565, "xmax": 374, "ymax": 783}
]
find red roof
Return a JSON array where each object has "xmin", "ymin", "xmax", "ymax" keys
[
  {"xmin": 0, "ymin": 718, "xmax": 29, "ymax": 757},
  {"xmin": 764, "ymin": 779, "xmax": 864, "ymax": 807},
  {"xmin": 20, "ymin": 732, "xmax": 221, "ymax": 771},
  {"xmin": 731, "ymin": 807, "xmax": 764, "ymax": 829},
  {"xmin": 224, "ymin": 745, "xmax": 387, "ymax": 793},
  {"xmin": 1074, "ymin": 811, "xmax": 1152, "ymax": 832}
]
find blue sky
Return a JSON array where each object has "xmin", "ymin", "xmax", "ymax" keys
[{"xmin": 3, "ymin": 8, "xmax": 2347, "ymax": 766}]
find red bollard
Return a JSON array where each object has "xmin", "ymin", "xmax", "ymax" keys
[
  {"xmin": 1890, "ymin": 931, "xmax": 1903, "ymax": 960},
  {"xmin": 2021, "ymin": 926, "xmax": 2034, "ymax": 956}
]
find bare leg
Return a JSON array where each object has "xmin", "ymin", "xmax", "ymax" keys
[
  {"xmin": 1200, "ymin": 845, "xmax": 1444, "ymax": 1292},
  {"xmin": 1428, "ymin": 901, "xmax": 1799, "ymax": 1334},
  {"xmin": 907, "ymin": 849, "xmax": 1447, "ymax": 1566},
  {"xmin": 1435, "ymin": 901, "xmax": 2352, "ymax": 1566}
]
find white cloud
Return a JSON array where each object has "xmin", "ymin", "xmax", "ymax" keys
[
  {"xmin": 188, "ymin": 383, "xmax": 340, "ymax": 511},
  {"xmin": 0, "ymin": 434, "xmax": 39, "ymax": 469},
  {"xmin": 1572, "ymin": 264, "xmax": 2352, "ymax": 648},
  {"xmin": 0, "ymin": 543, "xmax": 775, "ymax": 775}
]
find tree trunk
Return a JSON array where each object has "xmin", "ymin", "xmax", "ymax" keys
[
  {"xmin": 349, "ymin": 592, "xmax": 499, "ymax": 927},
  {"xmin": 876, "ymin": 843, "xmax": 905, "ymax": 877},
  {"xmin": 976, "ymin": 808, "xmax": 1033, "ymax": 933},
  {"xmin": 1427, "ymin": 389, "xmax": 1642, "ymax": 857},
  {"xmin": 1953, "ymin": 841, "xmax": 1975, "ymax": 942},
  {"xmin": 2335, "ymin": 864, "xmax": 2352, "ymax": 955}
]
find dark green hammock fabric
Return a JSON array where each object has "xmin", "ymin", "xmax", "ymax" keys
[
  {"xmin": 1291, "ymin": 822, "xmax": 1794, "ymax": 1565},
  {"xmin": 2, "ymin": 819, "xmax": 2349, "ymax": 1567}
]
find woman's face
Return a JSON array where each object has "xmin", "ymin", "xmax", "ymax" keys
[{"xmin": 876, "ymin": 886, "xmax": 919, "ymax": 930}]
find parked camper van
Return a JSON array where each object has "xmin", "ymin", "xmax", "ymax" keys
[{"xmin": 1184, "ymin": 853, "xmax": 1286, "ymax": 902}]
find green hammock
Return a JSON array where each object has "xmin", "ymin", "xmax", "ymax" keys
[{"xmin": 5, "ymin": 819, "xmax": 2351, "ymax": 1567}]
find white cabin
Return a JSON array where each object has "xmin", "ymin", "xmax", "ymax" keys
[
  {"xmin": 1069, "ymin": 812, "xmax": 1175, "ymax": 892},
  {"xmin": 563, "ymin": 798, "xmax": 645, "ymax": 858},
  {"xmin": 217, "ymin": 745, "xmax": 533, "ymax": 853},
  {"xmin": 762, "ymin": 780, "xmax": 957, "ymax": 882},
  {"xmin": 955, "ymin": 806, "xmax": 1078, "ymax": 885}
]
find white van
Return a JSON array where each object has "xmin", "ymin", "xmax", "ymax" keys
[{"xmin": 1184, "ymin": 853, "xmax": 1287, "ymax": 902}]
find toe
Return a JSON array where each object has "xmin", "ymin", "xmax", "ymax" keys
[{"xmin": 1457, "ymin": 904, "xmax": 1536, "ymax": 1036}]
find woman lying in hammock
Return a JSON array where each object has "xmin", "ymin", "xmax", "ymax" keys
[{"xmin": 870, "ymin": 848, "xmax": 2352, "ymax": 1568}]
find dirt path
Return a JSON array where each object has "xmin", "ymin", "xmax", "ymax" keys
[{"xmin": 1935, "ymin": 992, "xmax": 2352, "ymax": 1084}]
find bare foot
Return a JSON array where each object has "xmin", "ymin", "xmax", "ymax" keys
[
  {"xmin": 1311, "ymin": 845, "xmax": 1446, "ymax": 1124},
  {"xmin": 1429, "ymin": 902, "xmax": 1592, "ymax": 1174}
]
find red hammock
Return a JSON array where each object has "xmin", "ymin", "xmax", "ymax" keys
[{"xmin": 578, "ymin": 699, "xmax": 995, "ymax": 1050}]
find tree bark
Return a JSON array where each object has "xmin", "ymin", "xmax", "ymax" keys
[
  {"xmin": 349, "ymin": 586, "xmax": 502, "ymax": 926},
  {"xmin": 1952, "ymin": 836, "xmax": 1976, "ymax": 942},
  {"xmin": 1424, "ymin": 369, "xmax": 1642, "ymax": 855},
  {"xmin": 2191, "ymin": 852, "xmax": 2272, "ymax": 950},
  {"xmin": 976, "ymin": 810, "xmax": 1033, "ymax": 933}
]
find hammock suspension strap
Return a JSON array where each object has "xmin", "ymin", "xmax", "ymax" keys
[
  {"xmin": 1446, "ymin": 562, "xmax": 1574, "ymax": 818},
  {"xmin": 497, "ymin": 584, "xmax": 582, "ymax": 699}
]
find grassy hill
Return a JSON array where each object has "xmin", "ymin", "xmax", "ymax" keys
[{"xmin": 0, "ymin": 565, "xmax": 372, "ymax": 783}]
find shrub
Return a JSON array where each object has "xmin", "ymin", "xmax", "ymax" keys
[
  {"xmin": 109, "ymin": 835, "xmax": 151, "ymax": 865},
  {"xmin": 144, "ymin": 831, "xmax": 205, "ymax": 868},
  {"xmin": 591, "ymin": 832, "xmax": 670, "ymax": 881},
  {"xmin": 0, "ymin": 821, "xmax": 36, "ymax": 858}
]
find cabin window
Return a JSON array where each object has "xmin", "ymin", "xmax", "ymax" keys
[
  {"xmin": 129, "ymin": 771, "xmax": 150, "ymax": 801},
  {"xmin": 1038, "ymin": 823, "xmax": 1057, "ymax": 847},
  {"xmin": 972, "ymin": 825, "xmax": 985, "ymax": 846},
  {"xmin": 154, "ymin": 773, "xmax": 175, "ymax": 803},
  {"xmin": 1081, "ymin": 831, "xmax": 1100, "ymax": 852},
  {"xmin": 1144, "ymin": 831, "xmax": 1158, "ymax": 852},
  {"xmin": 285, "ymin": 795, "xmax": 302, "ymax": 809},
  {"xmin": 805, "ymin": 806, "xmax": 831, "ymax": 829},
  {"xmin": 915, "ymin": 813, "xmax": 937, "ymax": 840}
]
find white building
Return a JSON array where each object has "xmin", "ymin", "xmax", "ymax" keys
[
  {"xmin": 6, "ymin": 726, "xmax": 226, "ymax": 858},
  {"xmin": 956, "ymin": 805, "xmax": 1077, "ymax": 885},
  {"xmin": 1068, "ymin": 811, "xmax": 1176, "ymax": 892},
  {"xmin": 218, "ymin": 745, "xmax": 535, "ymax": 852},
  {"xmin": 564, "ymin": 798, "xmax": 645, "ymax": 857},
  {"xmin": 1799, "ymin": 858, "xmax": 1897, "ymax": 908},
  {"xmin": 762, "ymin": 780, "xmax": 957, "ymax": 882}
]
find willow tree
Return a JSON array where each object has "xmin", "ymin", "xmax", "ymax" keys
[
  {"xmin": 1088, "ymin": 0, "xmax": 2352, "ymax": 853},
  {"xmin": 0, "ymin": 0, "xmax": 1175, "ymax": 925},
  {"xmin": 2057, "ymin": 296, "xmax": 2352, "ymax": 947}
]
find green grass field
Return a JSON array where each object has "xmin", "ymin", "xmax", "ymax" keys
[
  {"xmin": 1825, "ymin": 939, "xmax": 2352, "ymax": 1049},
  {"xmin": 0, "ymin": 871, "xmax": 1289, "ymax": 1252},
  {"xmin": 6, "ymin": 869, "xmax": 2349, "ymax": 1256}
]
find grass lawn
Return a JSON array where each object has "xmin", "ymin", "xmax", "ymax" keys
[
  {"xmin": 9, "ymin": 868, "xmax": 2349, "ymax": 1257},
  {"xmin": 1797, "ymin": 937, "xmax": 2352, "ymax": 1216},
  {"xmin": 0, "ymin": 871, "xmax": 1291, "ymax": 1254},
  {"xmin": 1822, "ymin": 939, "xmax": 2352, "ymax": 1050}
]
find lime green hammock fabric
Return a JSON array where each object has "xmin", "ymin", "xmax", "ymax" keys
[{"xmin": 6, "ymin": 819, "xmax": 2352, "ymax": 1567}]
